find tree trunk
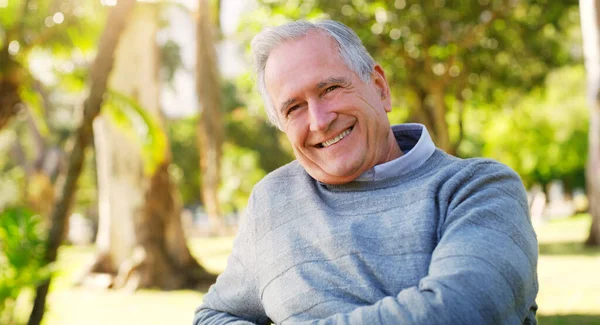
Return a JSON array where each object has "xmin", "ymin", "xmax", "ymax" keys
[
  {"xmin": 430, "ymin": 83, "xmax": 451, "ymax": 153},
  {"xmin": 580, "ymin": 0, "xmax": 600, "ymax": 246},
  {"xmin": 27, "ymin": 1, "xmax": 137, "ymax": 324},
  {"xmin": 91, "ymin": 115, "xmax": 144, "ymax": 277},
  {"xmin": 89, "ymin": 3, "xmax": 213, "ymax": 290},
  {"xmin": 407, "ymin": 85, "xmax": 452, "ymax": 152},
  {"xmin": 407, "ymin": 86, "xmax": 435, "ymax": 134},
  {"xmin": 196, "ymin": 0, "xmax": 224, "ymax": 234},
  {"xmin": 0, "ymin": 46, "xmax": 23, "ymax": 131}
]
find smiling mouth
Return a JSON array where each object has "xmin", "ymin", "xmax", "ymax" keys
[{"xmin": 318, "ymin": 127, "xmax": 353, "ymax": 148}]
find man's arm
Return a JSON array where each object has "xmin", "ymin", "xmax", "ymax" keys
[
  {"xmin": 194, "ymin": 195, "xmax": 271, "ymax": 325},
  {"xmin": 193, "ymin": 255, "xmax": 269, "ymax": 325},
  {"xmin": 194, "ymin": 308, "xmax": 261, "ymax": 325},
  {"xmin": 291, "ymin": 162, "xmax": 538, "ymax": 325}
]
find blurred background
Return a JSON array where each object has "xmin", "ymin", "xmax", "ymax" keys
[{"xmin": 1, "ymin": 0, "xmax": 599, "ymax": 324}]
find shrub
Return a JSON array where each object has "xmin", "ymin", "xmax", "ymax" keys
[{"xmin": 0, "ymin": 206, "xmax": 49, "ymax": 324}]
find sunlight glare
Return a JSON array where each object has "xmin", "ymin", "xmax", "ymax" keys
[
  {"xmin": 101, "ymin": 0, "xmax": 117, "ymax": 6},
  {"xmin": 8, "ymin": 40, "xmax": 20, "ymax": 55},
  {"xmin": 0, "ymin": 0, "xmax": 7, "ymax": 8},
  {"xmin": 53, "ymin": 12, "xmax": 65, "ymax": 24},
  {"xmin": 45, "ymin": 17, "xmax": 54, "ymax": 27}
]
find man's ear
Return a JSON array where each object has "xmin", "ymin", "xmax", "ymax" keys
[{"xmin": 372, "ymin": 64, "xmax": 392, "ymax": 112}]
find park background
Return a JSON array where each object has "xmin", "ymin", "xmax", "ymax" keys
[{"xmin": 1, "ymin": 0, "xmax": 600, "ymax": 324}]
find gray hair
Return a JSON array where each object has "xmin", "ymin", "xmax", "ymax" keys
[{"xmin": 251, "ymin": 19, "xmax": 376, "ymax": 129}]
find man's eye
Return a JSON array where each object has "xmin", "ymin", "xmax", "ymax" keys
[
  {"xmin": 325, "ymin": 85, "xmax": 339, "ymax": 93},
  {"xmin": 286, "ymin": 105, "xmax": 300, "ymax": 116}
]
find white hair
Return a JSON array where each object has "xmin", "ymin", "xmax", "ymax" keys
[{"xmin": 250, "ymin": 20, "xmax": 376, "ymax": 129}]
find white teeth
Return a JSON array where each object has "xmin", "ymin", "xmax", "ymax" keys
[{"xmin": 321, "ymin": 128, "xmax": 351, "ymax": 147}]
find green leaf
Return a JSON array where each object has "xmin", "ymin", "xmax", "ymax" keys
[
  {"xmin": 0, "ymin": 206, "xmax": 49, "ymax": 320},
  {"xmin": 102, "ymin": 90, "xmax": 168, "ymax": 175},
  {"xmin": 0, "ymin": 0, "xmax": 24, "ymax": 32}
]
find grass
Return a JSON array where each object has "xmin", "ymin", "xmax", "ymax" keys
[
  {"xmin": 41, "ymin": 237, "xmax": 235, "ymax": 325},
  {"xmin": 35, "ymin": 215, "xmax": 600, "ymax": 324},
  {"xmin": 534, "ymin": 214, "xmax": 600, "ymax": 324}
]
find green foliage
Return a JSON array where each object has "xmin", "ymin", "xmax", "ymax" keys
[
  {"xmin": 225, "ymin": 107, "xmax": 293, "ymax": 172},
  {"xmin": 18, "ymin": 89, "xmax": 50, "ymax": 137},
  {"xmin": 168, "ymin": 80, "xmax": 293, "ymax": 212},
  {"xmin": 464, "ymin": 65, "xmax": 588, "ymax": 189},
  {"xmin": 246, "ymin": 0, "xmax": 579, "ymax": 94},
  {"xmin": 1, "ymin": 0, "xmax": 106, "ymax": 143},
  {"xmin": 233, "ymin": 0, "xmax": 586, "ymax": 188},
  {"xmin": 102, "ymin": 90, "xmax": 168, "ymax": 175},
  {"xmin": 0, "ymin": 206, "xmax": 49, "ymax": 324},
  {"xmin": 167, "ymin": 115, "xmax": 201, "ymax": 206},
  {"xmin": 219, "ymin": 144, "xmax": 266, "ymax": 214},
  {"xmin": 0, "ymin": 0, "xmax": 109, "ymax": 218},
  {"xmin": 241, "ymin": 0, "xmax": 581, "ymax": 152},
  {"xmin": 0, "ymin": 0, "xmax": 105, "ymax": 65},
  {"xmin": 0, "ymin": 166, "xmax": 24, "ymax": 210},
  {"xmin": 224, "ymin": 97, "xmax": 293, "ymax": 173},
  {"xmin": 159, "ymin": 39, "xmax": 184, "ymax": 86},
  {"xmin": 0, "ymin": 1, "xmax": 22, "ymax": 31},
  {"xmin": 219, "ymin": 80, "xmax": 293, "ymax": 212}
]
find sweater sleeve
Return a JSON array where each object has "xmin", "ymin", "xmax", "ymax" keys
[
  {"xmin": 289, "ymin": 161, "xmax": 538, "ymax": 325},
  {"xmin": 194, "ymin": 194, "xmax": 271, "ymax": 325}
]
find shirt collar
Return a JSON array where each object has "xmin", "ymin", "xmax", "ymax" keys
[{"xmin": 354, "ymin": 123, "xmax": 436, "ymax": 182}]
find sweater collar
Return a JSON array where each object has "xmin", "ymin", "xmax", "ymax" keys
[{"xmin": 354, "ymin": 123, "xmax": 436, "ymax": 182}]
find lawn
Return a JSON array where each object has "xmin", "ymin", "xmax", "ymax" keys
[
  {"xmin": 37, "ymin": 215, "xmax": 600, "ymax": 324},
  {"xmin": 535, "ymin": 214, "xmax": 600, "ymax": 325},
  {"xmin": 39, "ymin": 236, "xmax": 235, "ymax": 325}
]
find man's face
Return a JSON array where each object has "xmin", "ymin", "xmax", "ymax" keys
[{"xmin": 264, "ymin": 31, "xmax": 400, "ymax": 184}]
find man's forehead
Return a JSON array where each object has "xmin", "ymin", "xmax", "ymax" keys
[
  {"xmin": 266, "ymin": 32, "xmax": 337, "ymax": 67},
  {"xmin": 265, "ymin": 33, "xmax": 344, "ymax": 83}
]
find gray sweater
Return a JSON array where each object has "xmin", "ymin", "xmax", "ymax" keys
[{"xmin": 195, "ymin": 130, "xmax": 538, "ymax": 325}]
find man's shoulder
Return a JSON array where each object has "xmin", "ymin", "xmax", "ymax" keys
[
  {"xmin": 428, "ymin": 152, "xmax": 523, "ymax": 189},
  {"xmin": 246, "ymin": 160, "xmax": 315, "ymax": 225},
  {"xmin": 456, "ymin": 156, "xmax": 520, "ymax": 178},
  {"xmin": 438, "ymin": 155, "xmax": 525, "ymax": 199},
  {"xmin": 259, "ymin": 159, "xmax": 306, "ymax": 183},
  {"xmin": 424, "ymin": 150, "xmax": 517, "ymax": 177},
  {"xmin": 252, "ymin": 160, "xmax": 311, "ymax": 196}
]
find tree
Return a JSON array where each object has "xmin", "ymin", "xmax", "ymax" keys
[
  {"xmin": 87, "ymin": 2, "xmax": 214, "ymax": 290},
  {"xmin": 11, "ymin": 105, "xmax": 60, "ymax": 220},
  {"xmin": 1, "ymin": 1, "xmax": 106, "ymax": 235},
  {"xmin": 0, "ymin": 0, "xmax": 104, "ymax": 132},
  {"xmin": 196, "ymin": 0, "xmax": 224, "ymax": 233},
  {"xmin": 247, "ymin": 0, "xmax": 579, "ymax": 154},
  {"xmin": 167, "ymin": 82, "xmax": 294, "ymax": 215},
  {"xmin": 28, "ymin": 0, "xmax": 137, "ymax": 324},
  {"xmin": 579, "ymin": 0, "xmax": 600, "ymax": 246},
  {"xmin": 478, "ymin": 66, "xmax": 588, "ymax": 191}
]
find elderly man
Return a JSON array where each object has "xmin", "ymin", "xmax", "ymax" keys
[{"xmin": 194, "ymin": 20, "xmax": 538, "ymax": 325}]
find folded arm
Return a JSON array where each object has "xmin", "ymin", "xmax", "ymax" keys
[{"xmin": 290, "ymin": 162, "xmax": 538, "ymax": 325}]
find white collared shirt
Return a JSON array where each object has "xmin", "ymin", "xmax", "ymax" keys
[{"xmin": 355, "ymin": 123, "xmax": 436, "ymax": 182}]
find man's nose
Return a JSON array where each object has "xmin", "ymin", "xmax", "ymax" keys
[{"xmin": 308, "ymin": 101, "xmax": 336, "ymax": 132}]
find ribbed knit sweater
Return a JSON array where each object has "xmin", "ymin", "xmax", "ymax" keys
[{"xmin": 194, "ymin": 137, "xmax": 538, "ymax": 325}]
